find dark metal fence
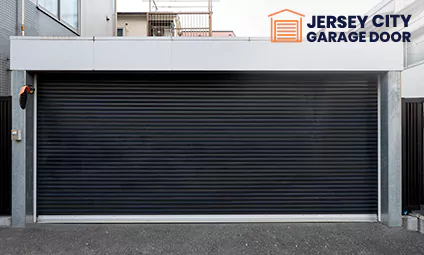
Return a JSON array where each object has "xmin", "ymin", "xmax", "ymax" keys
[
  {"xmin": 402, "ymin": 99, "xmax": 424, "ymax": 211},
  {"xmin": 0, "ymin": 96, "xmax": 11, "ymax": 215}
]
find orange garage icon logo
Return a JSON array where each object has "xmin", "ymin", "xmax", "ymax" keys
[{"xmin": 269, "ymin": 9, "xmax": 305, "ymax": 43}]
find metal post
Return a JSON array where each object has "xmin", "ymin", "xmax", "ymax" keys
[
  {"xmin": 33, "ymin": 74, "xmax": 37, "ymax": 223},
  {"xmin": 21, "ymin": 0, "xmax": 25, "ymax": 36},
  {"xmin": 146, "ymin": 13, "xmax": 150, "ymax": 36}
]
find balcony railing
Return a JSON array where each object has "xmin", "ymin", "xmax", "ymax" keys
[{"xmin": 147, "ymin": 12, "xmax": 212, "ymax": 37}]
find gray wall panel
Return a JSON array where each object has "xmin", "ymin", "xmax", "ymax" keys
[
  {"xmin": 81, "ymin": 0, "xmax": 115, "ymax": 36},
  {"xmin": 37, "ymin": 12, "xmax": 76, "ymax": 37}
]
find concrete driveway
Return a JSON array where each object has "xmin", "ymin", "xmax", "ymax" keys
[{"xmin": 0, "ymin": 223, "xmax": 423, "ymax": 255}]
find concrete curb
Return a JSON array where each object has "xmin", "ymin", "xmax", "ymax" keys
[
  {"xmin": 0, "ymin": 217, "xmax": 11, "ymax": 227},
  {"xmin": 403, "ymin": 214, "xmax": 424, "ymax": 234}
]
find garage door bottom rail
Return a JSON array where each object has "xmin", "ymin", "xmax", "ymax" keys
[{"xmin": 37, "ymin": 214, "xmax": 378, "ymax": 223}]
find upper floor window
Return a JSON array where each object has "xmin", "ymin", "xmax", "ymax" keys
[
  {"xmin": 38, "ymin": 0, "xmax": 79, "ymax": 31},
  {"xmin": 38, "ymin": 0, "xmax": 58, "ymax": 16}
]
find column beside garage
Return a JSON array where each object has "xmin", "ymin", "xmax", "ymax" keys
[{"xmin": 9, "ymin": 37, "xmax": 403, "ymax": 227}]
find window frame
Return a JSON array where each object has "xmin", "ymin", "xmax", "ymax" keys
[{"xmin": 37, "ymin": 0, "xmax": 81, "ymax": 35}]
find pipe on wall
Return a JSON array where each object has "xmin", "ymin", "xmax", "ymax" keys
[{"xmin": 21, "ymin": 0, "xmax": 25, "ymax": 36}]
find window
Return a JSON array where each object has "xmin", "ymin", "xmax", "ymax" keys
[
  {"xmin": 38, "ymin": 0, "xmax": 79, "ymax": 31},
  {"xmin": 117, "ymin": 28, "xmax": 124, "ymax": 37},
  {"xmin": 60, "ymin": 0, "xmax": 79, "ymax": 29},
  {"xmin": 38, "ymin": 0, "xmax": 58, "ymax": 16}
]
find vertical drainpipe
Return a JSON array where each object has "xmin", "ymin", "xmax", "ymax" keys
[
  {"xmin": 21, "ymin": 0, "xmax": 25, "ymax": 36},
  {"xmin": 114, "ymin": 0, "xmax": 117, "ymax": 36}
]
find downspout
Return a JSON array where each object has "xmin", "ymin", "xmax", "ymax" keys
[
  {"xmin": 114, "ymin": 0, "xmax": 117, "ymax": 36},
  {"xmin": 21, "ymin": 0, "xmax": 25, "ymax": 36}
]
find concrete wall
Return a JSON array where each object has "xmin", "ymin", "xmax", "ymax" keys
[
  {"xmin": 36, "ymin": 12, "xmax": 77, "ymax": 37},
  {"xmin": 10, "ymin": 37, "xmax": 404, "ymax": 71},
  {"xmin": 81, "ymin": 0, "xmax": 115, "ymax": 36},
  {"xmin": 0, "ymin": 0, "xmax": 75, "ymax": 96},
  {"xmin": 117, "ymin": 15, "xmax": 148, "ymax": 36},
  {"xmin": 380, "ymin": 72, "xmax": 402, "ymax": 227}
]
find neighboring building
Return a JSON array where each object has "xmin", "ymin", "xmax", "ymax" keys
[
  {"xmin": 117, "ymin": 12, "xmax": 149, "ymax": 37},
  {"xmin": 117, "ymin": 12, "xmax": 234, "ymax": 37}
]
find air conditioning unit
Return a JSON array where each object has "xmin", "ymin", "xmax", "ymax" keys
[
  {"xmin": 151, "ymin": 26, "xmax": 174, "ymax": 37},
  {"xmin": 151, "ymin": 26, "xmax": 163, "ymax": 36}
]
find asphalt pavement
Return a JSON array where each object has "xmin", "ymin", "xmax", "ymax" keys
[{"xmin": 1, "ymin": 223, "xmax": 423, "ymax": 255}]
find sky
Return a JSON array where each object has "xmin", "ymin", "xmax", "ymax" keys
[{"xmin": 117, "ymin": 0, "xmax": 383, "ymax": 37}]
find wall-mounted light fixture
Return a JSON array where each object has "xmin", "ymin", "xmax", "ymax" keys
[{"xmin": 19, "ymin": 85, "xmax": 35, "ymax": 110}]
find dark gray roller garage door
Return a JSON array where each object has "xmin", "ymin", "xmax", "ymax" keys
[{"xmin": 37, "ymin": 72, "xmax": 378, "ymax": 215}]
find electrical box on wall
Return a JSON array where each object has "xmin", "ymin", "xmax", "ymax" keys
[{"xmin": 11, "ymin": 129, "xmax": 22, "ymax": 141}]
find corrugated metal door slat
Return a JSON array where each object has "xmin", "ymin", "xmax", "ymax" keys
[
  {"xmin": 37, "ymin": 72, "xmax": 378, "ymax": 215},
  {"xmin": 402, "ymin": 99, "xmax": 424, "ymax": 211},
  {"xmin": 0, "ymin": 97, "xmax": 11, "ymax": 216}
]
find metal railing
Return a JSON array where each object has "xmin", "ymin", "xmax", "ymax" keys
[{"xmin": 147, "ymin": 12, "xmax": 212, "ymax": 37}]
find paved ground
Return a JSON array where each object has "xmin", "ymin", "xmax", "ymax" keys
[{"xmin": 0, "ymin": 223, "xmax": 423, "ymax": 255}]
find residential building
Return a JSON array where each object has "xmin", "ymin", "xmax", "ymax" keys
[
  {"xmin": 3, "ymin": 2, "xmax": 403, "ymax": 228},
  {"xmin": 117, "ymin": 12, "xmax": 149, "ymax": 37},
  {"xmin": 0, "ymin": 0, "xmax": 116, "ymax": 97}
]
